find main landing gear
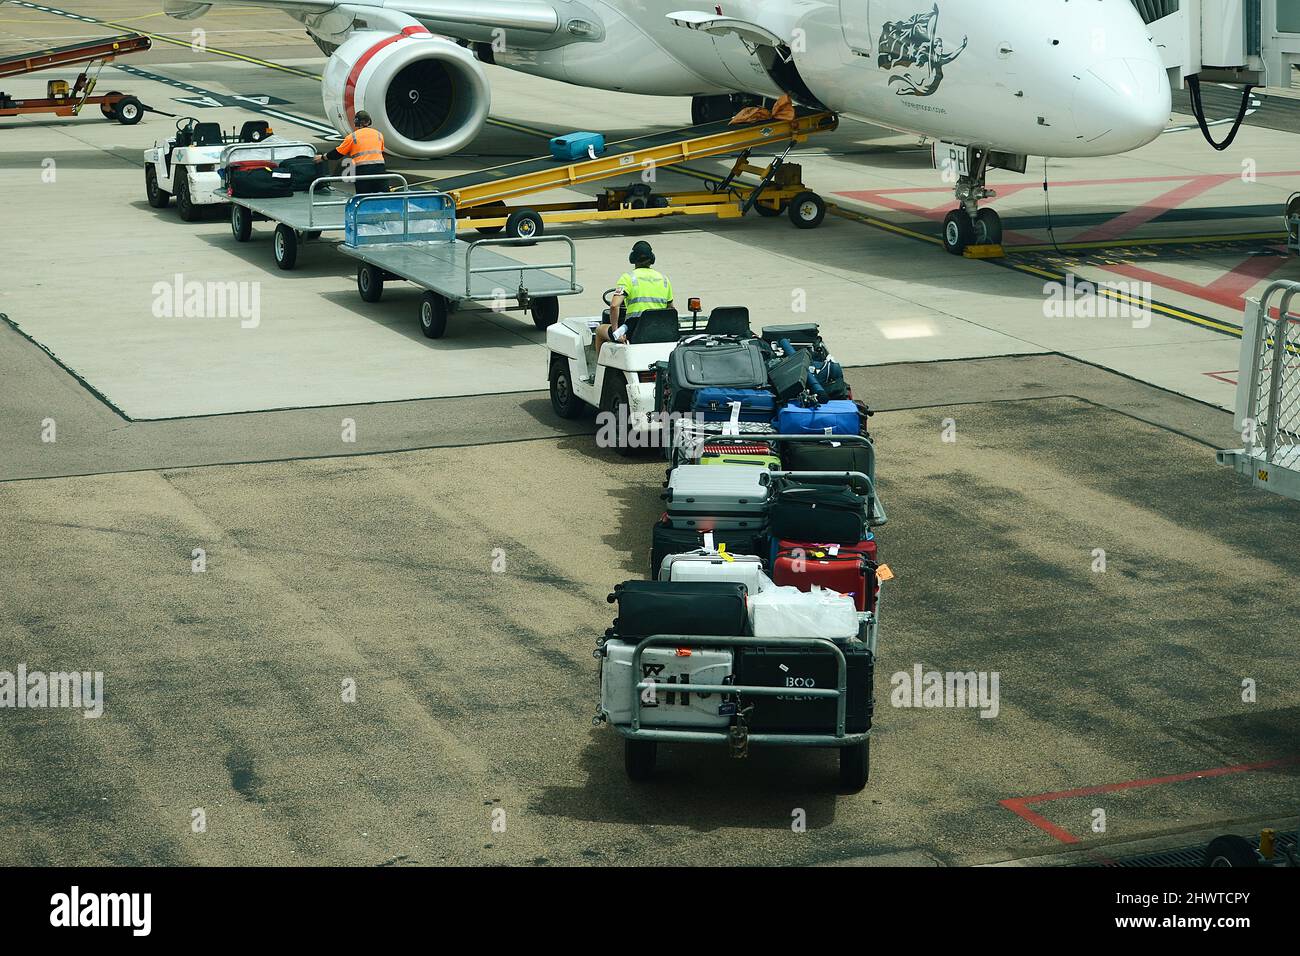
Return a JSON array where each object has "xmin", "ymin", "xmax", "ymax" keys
[{"xmin": 941, "ymin": 147, "xmax": 1004, "ymax": 256}]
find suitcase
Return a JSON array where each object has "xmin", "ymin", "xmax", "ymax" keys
[
  {"xmin": 747, "ymin": 585, "xmax": 860, "ymax": 639},
  {"xmin": 663, "ymin": 465, "xmax": 769, "ymax": 530},
  {"xmin": 772, "ymin": 534, "xmax": 878, "ymax": 566},
  {"xmin": 776, "ymin": 400, "xmax": 863, "ymax": 436},
  {"xmin": 550, "ymin": 131, "xmax": 605, "ymax": 161},
  {"xmin": 276, "ymin": 154, "xmax": 322, "ymax": 191},
  {"xmin": 600, "ymin": 641, "xmax": 734, "ymax": 727},
  {"xmin": 761, "ymin": 323, "xmax": 828, "ymax": 360},
  {"xmin": 608, "ymin": 580, "xmax": 750, "ymax": 638},
  {"xmin": 659, "ymin": 549, "xmax": 767, "ymax": 594},
  {"xmin": 692, "ymin": 387, "xmax": 777, "ymax": 422},
  {"xmin": 649, "ymin": 522, "xmax": 767, "ymax": 579},
  {"xmin": 229, "ymin": 166, "xmax": 293, "ymax": 198},
  {"xmin": 767, "ymin": 350, "xmax": 812, "ymax": 401},
  {"xmin": 771, "ymin": 544, "xmax": 878, "ymax": 612},
  {"xmin": 768, "ymin": 479, "xmax": 868, "ymax": 544},
  {"xmin": 668, "ymin": 338, "xmax": 768, "ymax": 412},
  {"xmin": 699, "ymin": 453, "xmax": 782, "ymax": 471},
  {"xmin": 736, "ymin": 642, "xmax": 874, "ymax": 733},
  {"xmin": 701, "ymin": 441, "xmax": 777, "ymax": 458},
  {"xmin": 781, "ymin": 439, "xmax": 875, "ymax": 483}
]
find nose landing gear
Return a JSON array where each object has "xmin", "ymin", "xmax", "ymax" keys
[{"xmin": 939, "ymin": 145, "xmax": 1007, "ymax": 255}]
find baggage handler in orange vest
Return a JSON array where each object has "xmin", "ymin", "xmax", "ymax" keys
[{"xmin": 317, "ymin": 110, "xmax": 387, "ymax": 194}]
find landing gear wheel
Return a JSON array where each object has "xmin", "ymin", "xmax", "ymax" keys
[
  {"xmin": 230, "ymin": 204, "xmax": 252, "ymax": 242},
  {"xmin": 602, "ymin": 379, "xmax": 637, "ymax": 457},
  {"xmin": 357, "ymin": 264, "xmax": 384, "ymax": 303},
  {"xmin": 100, "ymin": 92, "xmax": 122, "ymax": 119},
  {"xmin": 145, "ymin": 166, "xmax": 169, "ymax": 209},
  {"xmin": 273, "ymin": 224, "xmax": 299, "ymax": 270},
  {"xmin": 505, "ymin": 209, "xmax": 543, "ymax": 241},
  {"xmin": 419, "ymin": 291, "xmax": 448, "ymax": 339},
  {"xmin": 1204, "ymin": 835, "xmax": 1260, "ymax": 867},
  {"xmin": 975, "ymin": 208, "xmax": 1003, "ymax": 245},
  {"xmin": 839, "ymin": 739, "xmax": 870, "ymax": 792},
  {"xmin": 530, "ymin": 295, "xmax": 559, "ymax": 330},
  {"xmin": 114, "ymin": 96, "xmax": 143, "ymax": 126},
  {"xmin": 624, "ymin": 739, "xmax": 657, "ymax": 781},
  {"xmin": 549, "ymin": 357, "xmax": 581, "ymax": 419},
  {"xmin": 788, "ymin": 191, "xmax": 826, "ymax": 229},
  {"xmin": 174, "ymin": 172, "xmax": 198, "ymax": 222},
  {"xmin": 943, "ymin": 209, "xmax": 975, "ymax": 256}
]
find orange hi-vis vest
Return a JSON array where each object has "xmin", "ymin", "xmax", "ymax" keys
[{"xmin": 337, "ymin": 126, "xmax": 385, "ymax": 165}]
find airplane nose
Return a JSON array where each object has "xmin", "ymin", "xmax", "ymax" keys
[{"xmin": 1071, "ymin": 57, "xmax": 1171, "ymax": 153}]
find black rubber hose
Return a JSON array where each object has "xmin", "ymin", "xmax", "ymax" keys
[{"xmin": 1186, "ymin": 75, "xmax": 1254, "ymax": 151}]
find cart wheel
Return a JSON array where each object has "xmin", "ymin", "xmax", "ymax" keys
[
  {"xmin": 419, "ymin": 292, "xmax": 448, "ymax": 339},
  {"xmin": 601, "ymin": 378, "xmax": 637, "ymax": 458},
  {"xmin": 145, "ymin": 166, "xmax": 170, "ymax": 209},
  {"xmin": 838, "ymin": 739, "xmax": 870, "ymax": 792},
  {"xmin": 788, "ymin": 191, "xmax": 826, "ymax": 229},
  {"xmin": 114, "ymin": 96, "xmax": 143, "ymax": 126},
  {"xmin": 100, "ymin": 92, "xmax": 122, "ymax": 119},
  {"xmin": 273, "ymin": 224, "xmax": 299, "ymax": 270},
  {"xmin": 230, "ymin": 204, "xmax": 252, "ymax": 242},
  {"xmin": 549, "ymin": 356, "xmax": 582, "ymax": 419},
  {"xmin": 357, "ymin": 264, "xmax": 384, "ymax": 303},
  {"xmin": 175, "ymin": 172, "xmax": 199, "ymax": 223},
  {"xmin": 505, "ymin": 209, "xmax": 543, "ymax": 242},
  {"xmin": 755, "ymin": 200, "xmax": 784, "ymax": 217},
  {"xmin": 530, "ymin": 295, "xmax": 560, "ymax": 330},
  {"xmin": 625, "ymin": 739, "xmax": 657, "ymax": 781},
  {"xmin": 1204, "ymin": 835, "xmax": 1261, "ymax": 867}
]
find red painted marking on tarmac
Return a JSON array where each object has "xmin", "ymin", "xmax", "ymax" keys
[
  {"xmin": 1000, "ymin": 756, "xmax": 1300, "ymax": 844},
  {"xmin": 1100, "ymin": 253, "xmax": 1294, "ymax": 314},
  {"xmin": 1205, "ymin": 370, "xmax": 1238, "ymax": 385},
  {"xmin": 1072, "ymin": 175, "xmax": 1224, "ymax": 244},
  {"xmin": 835, "ymin": 170, "xmax": 1300, "ymax": 201}
]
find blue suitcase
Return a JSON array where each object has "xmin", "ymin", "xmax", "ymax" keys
[
  {"xmin": 550, "ymin": 131, "xmax": 605, "ymax": 161},
  {"xmin": 776, "ymin": 400, "xmax": 862, "ymax": 436},
  {"xmin": 693, "ymin": 387, "xmax": 777, "ymax": 423}
]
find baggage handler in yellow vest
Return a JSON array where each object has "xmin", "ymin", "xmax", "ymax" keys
[
  {"xmin": 317, "ymin": 110, "xmax": 387, "ymax": 194},
  {"xmin": 596, "ymin": 241, "xmax": 674, "ymax": 358}
]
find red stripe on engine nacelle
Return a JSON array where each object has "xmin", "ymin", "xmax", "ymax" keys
[{"xmin": 343, "ymin": 26, "xmax": 432, "ymax": 127}]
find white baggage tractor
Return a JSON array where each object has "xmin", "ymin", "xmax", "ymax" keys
[
  {"xmin": 662, "ymin": 464, "xmax": 768, "ymax": 531},
  {"xmin": 748, "ymin": 585, "xmax": 859, "ymax": 640},
  {"xmin": 658, "ymin": 549, "xmax": 766, "ymax": 593},
  {"xmin": 600, "ymin": 641, "xmax": 734, "ymax": 727}
]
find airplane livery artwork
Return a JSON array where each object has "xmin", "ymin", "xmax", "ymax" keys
[{"xmin": 878, "ymin": 5, "xmax": 969, "ymax": 97}]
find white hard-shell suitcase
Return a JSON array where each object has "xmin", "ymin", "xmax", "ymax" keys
[
  {"xmin": 663, "ymin": 465, "xmax": 768, "ymax": 530},
  {"xmin": 659, "ymin": 549, "xmax": 766, "ymax": 593},
  {"xmin": 600, "ymin": 642, "xmax": 734, "ymax": 727},
  {"xmin": 747, "ymin": 585, "xmax": 859, "ymax": 640}
]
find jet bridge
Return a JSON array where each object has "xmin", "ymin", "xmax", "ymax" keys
[{"xmin": 1138, "ymin": 0, "xmax": 1300, "ymax": 90}]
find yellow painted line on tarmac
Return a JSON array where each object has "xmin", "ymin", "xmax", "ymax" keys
[{"xmin": 1013, "ymin": 232, "xmax": 1288, "ymax": 253}]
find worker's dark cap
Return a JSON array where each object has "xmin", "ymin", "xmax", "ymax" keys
[
  {"xmin": 355, "ymin": 111, "xmax": 373, "ymax": 127},
  {"xmin": 629, "ymin": 240, "xmax": 655, "ymax": 265}
]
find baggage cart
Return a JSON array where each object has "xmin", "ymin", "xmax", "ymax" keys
[{"xmin": 337, "ymin": 191, "xmax": 582, "ymax": 338}]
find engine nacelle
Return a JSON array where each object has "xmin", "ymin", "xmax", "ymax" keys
[{"xmin": 322, "ymin": 28, "xmax": 491, "ymax": 159}]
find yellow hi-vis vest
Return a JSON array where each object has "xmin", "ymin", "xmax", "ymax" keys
[{"xmin": 617, "ymin": 267, "xmax": 674, "ymax": 319}]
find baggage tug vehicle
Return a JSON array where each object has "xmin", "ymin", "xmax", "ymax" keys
[{"xmin": 572, "ymin": 314, "xmax": 889, "ymax": 791}]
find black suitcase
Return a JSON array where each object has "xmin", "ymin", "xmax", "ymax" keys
[
  {"xmin": 767, "ymin": 479, "xmax": 868, "ymax": 544},
  {"xmin": 781, "ymin": 440, "xmax": 875, "ymax": 484},
  {"xmin": 277, "ymin": 155, "xmax": 322, "ymax": 191},
  {"xmin": 767, "ymin": 350, "xmax": 812, "ymax": 402},
  {"xmin": 761, "ymin": 323, "xmax": 828, "ymax": 360},
  {"xmin": 230, "ymin": 166, "xmax": 293, "ymax": 198},
  {"xmin": 608, "ymin": 580, "xmax": 750, "ymax": 638},
  {"xmin": 668, "ymin": 338, "xmax": 768, "ymax": 412},
  {"xmin": 736, "ymin": 643, "xmax": 874, "ymax": 733},
  {"xmin": 649, "ymin": 522, "xmax": 767, "ymax": 579}
]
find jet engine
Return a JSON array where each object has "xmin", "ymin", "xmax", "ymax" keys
[{"xmin": 321, "ymin": 27, "xmax": 491, "ymax": 159}]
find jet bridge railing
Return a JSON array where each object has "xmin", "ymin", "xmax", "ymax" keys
[{"xmin": 1217, "ymin": 280, "xmax": 1300, "ymax": 500}]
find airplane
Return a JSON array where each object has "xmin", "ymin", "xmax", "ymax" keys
[{"xmin": 163, "ymin": 0, "xmax": 1172, "ymax": 254}]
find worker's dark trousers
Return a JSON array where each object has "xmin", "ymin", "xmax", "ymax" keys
[{"xmin": 353, "ymin": 163, "xmax": 387, "ymax": 193}]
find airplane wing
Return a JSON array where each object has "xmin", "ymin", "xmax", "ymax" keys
[{"xmin": 164, "ymin": 0, "xmax": 565, "ymax": 38}]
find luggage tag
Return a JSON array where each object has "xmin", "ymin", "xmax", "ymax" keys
[
  {"xmin": 703, "ymin": 531, "xmax": 716, "ymax": 551},
  {"xmin": 717, "ymin": 543, "xmax": 733, "ymax": 562},
  {"xmin": 877, "ymin": 564, "xmax": 895, "ymax": 582},
  {"xmin": 722, "ymin": 401, "xmax": 742, "ymax": 437}
]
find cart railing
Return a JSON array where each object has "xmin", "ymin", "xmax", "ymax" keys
[
  {"xmin": 1218, "ymin": 280, "xmax": 1300, "ymax": 501},
  {"xmin": 219, "ymin": 139, "xmax": 317, "ymax": 169},
  {"xmin": 464, "ymin": 236, "xmax": 580, "ymax": 299},
  {"xmin": 306, "ymin": 174, "xmax": 410, "ymax": 227},
  {"xmin": 620, "ymin": 634, "xmax": 868, "ymax": 747},
  {"xmin": 343, "ymin": 190, "xmax": 455, "ymax": 246}
]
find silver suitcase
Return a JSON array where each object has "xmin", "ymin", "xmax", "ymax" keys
[
  {"xmin": 658, "ymin": 549, "xmax": 766, "ymax": 593},
  {"xmin": 663, "ymin": 465, "xmax": 768, "ymax": 530}
]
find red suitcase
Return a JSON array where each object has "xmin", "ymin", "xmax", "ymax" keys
[{"xmin": 772, "ymin": 537, "xmax": 879, "ymax": 612}]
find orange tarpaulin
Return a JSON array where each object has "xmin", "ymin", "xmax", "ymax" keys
[{"xmin": 728, "ymin": 94, "xmax": 796, "ymax": 125}]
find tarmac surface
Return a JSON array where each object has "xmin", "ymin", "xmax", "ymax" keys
[{"xmin": 0, "ymin": 1, "xmax": 1297, "ymax": 866}]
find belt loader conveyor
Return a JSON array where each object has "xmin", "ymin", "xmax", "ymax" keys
[{"xmin": 0, "ymin": 33, "xmax": 153, "ymax": 124}]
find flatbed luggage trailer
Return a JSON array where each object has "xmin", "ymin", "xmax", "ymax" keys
[
  {"xmin": 428, "ymin": 112, "xmax": 839, "ymax": 238},
  {"xmin": 221, "ymin": 141, "xmax": 410, "ymax": 270},
  {"xmin": 338, "ymin": 191, "xmax": 582, "ymax": 338},
  {"xmin": 0, "ymin": 34, "xmax": 153, "ymax": 124}
]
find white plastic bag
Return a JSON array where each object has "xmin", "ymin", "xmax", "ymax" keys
[{"xmin": 747, "ymin": 585, "xmax": 858, "ymax": 639}]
